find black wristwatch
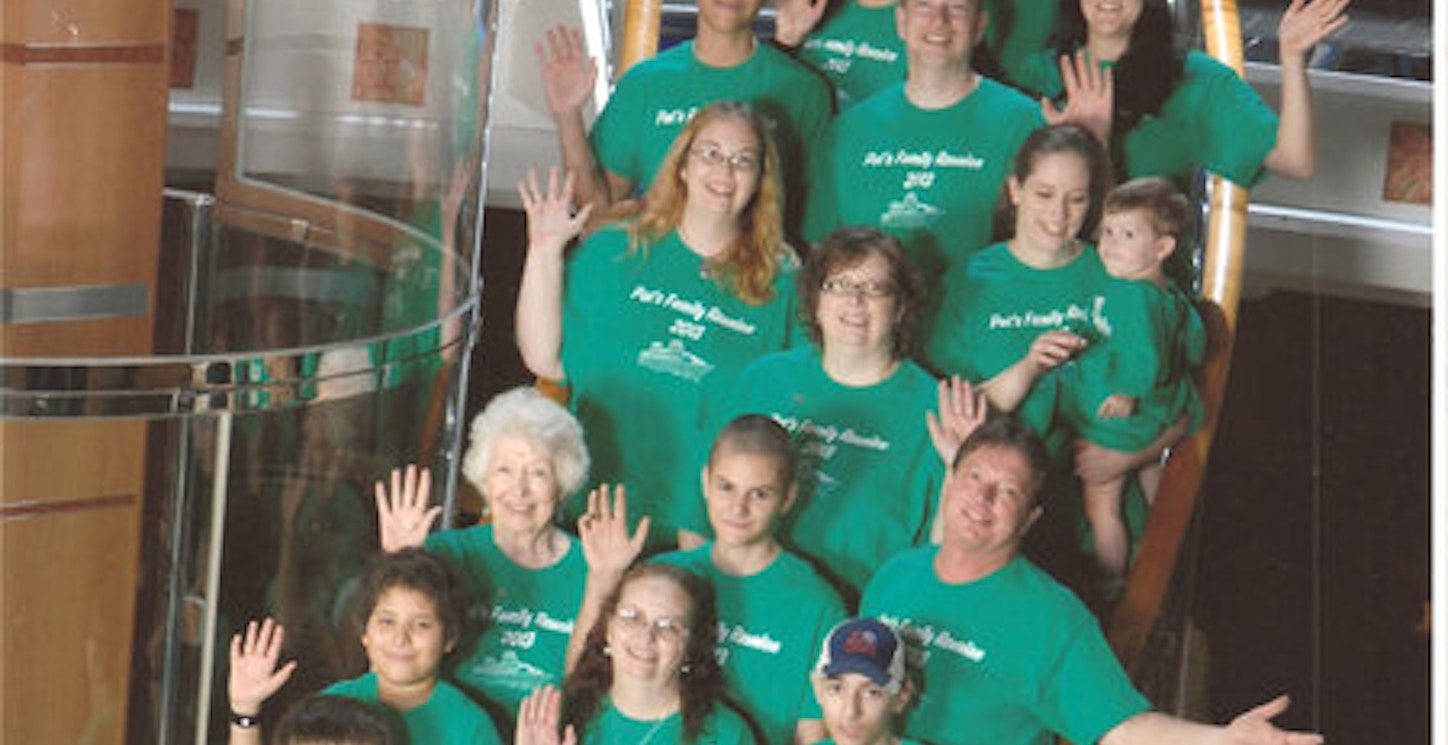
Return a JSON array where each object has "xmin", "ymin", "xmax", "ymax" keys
[{"xmin": 230, "ymin": 712, "xmax": 260, "ymax": 728}]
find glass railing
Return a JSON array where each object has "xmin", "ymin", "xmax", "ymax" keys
[{"xmin": 1, "ymin": 0, "xmax": 495, "ymax": 741}]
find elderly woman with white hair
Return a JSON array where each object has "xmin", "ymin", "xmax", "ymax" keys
[{"xmin": 374, "ymin": 385, "xmax": 590, "ymax": 726}]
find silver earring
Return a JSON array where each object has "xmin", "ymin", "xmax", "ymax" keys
[{"xmin": 603, "ymin": 644, "xmax": 612, "ymax": 657}]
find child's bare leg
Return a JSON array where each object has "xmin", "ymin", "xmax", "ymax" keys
[
  {"xmin": 1082, "ymin": 474, "xmax": 1130, "ymax": 579},
  {"xmin": 1137, "ymin": 461, "xmax": 1164, "ymax": 506}
]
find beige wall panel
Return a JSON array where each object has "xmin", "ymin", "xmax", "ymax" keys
[{"xmin": 2, "ymin": 1, "xmax": 170, "ymax": 46}]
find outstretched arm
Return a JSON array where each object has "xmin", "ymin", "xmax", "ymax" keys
[
  {"xmin": 228, "ymin": 619, "xmax": 297, "ymax": 745},
  {"xmin": 563, "ymin": 484, "xmax": 649, "ymax": 672},
  {"xmin": 1264, "ymin": 0, "xmax": 1350, "ymax": 179},
  {"xmin": 536, "ymin": 25, "xmax": 615, "ymax": 213},
  {"xmin": 773, "ymin": 0, "xmax": 829, "ymax": 48},
  {"xmin": 375, "ymin": 464, "xmax": 443, "ymax": 553},
  {"xmin": 981, "ymin": 329, "xmax": 1086, "ymax": 414},
  {"xmin": 1102, "ymin": 695, "xmax": 1323, "ymax": 745},
  {"xmin": 516, "ymin": 167, "xmax": 593, "ymax": 381}
]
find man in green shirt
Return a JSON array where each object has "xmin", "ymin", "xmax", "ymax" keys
[{"xmin": 861, "ymin": 418, "xmax": 1325, "ymax": 745}]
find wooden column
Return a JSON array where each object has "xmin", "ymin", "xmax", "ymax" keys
[{"xmin": 1, "ymin": 1, "xmax": 171, "ymax": 742}]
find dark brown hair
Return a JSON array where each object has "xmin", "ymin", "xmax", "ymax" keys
[
  {"xmin": 798, "ymin": 227, "xmax": 926, "ymax": 359},
  {"xmin": 993, "ymin": 124, "xmax": 1113, "ymax": 243},
  {"xmin": 352, "ymin": 548, "xmax": 467, "ymax": 654}
]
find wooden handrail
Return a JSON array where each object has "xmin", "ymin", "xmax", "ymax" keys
[
  {"xmin": 1107, "ymin": 0, "xmax": 1250, "ymax": 678},
  {"xmin": 618, "ymin": 0, "xmax": 664, "ymax": 74}
]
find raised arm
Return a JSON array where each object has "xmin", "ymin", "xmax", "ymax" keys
[
  {"xmin": 1102, "ymin": 695, "xmax": 1323, "ymax": 745},
  {"xmin": 980, "ymin": 329, "xmax": 1086, "ymax": 414},
  {"xmin": 536, "ymin": 25, "xmax": 633, "ymax": 213},
  {"xmin": 563, "ymin": 484, "xmax": 649, "ymax": 672},
  {"xmin": 516, "ymin": 167, "xmax": 593, "ymax": 382},
  {"xmin": 1264, "ymin": 0, "xmax": 1350, "ymax": 179},
  {"xmin": 773, "ymin": 0, "xmax": 830, "ymax": 48},
  {"xmin": 227, "ymin": 619, "xmax": 297, "ymax": 745},
  {"xmin": 1041, "ymin": 49, "xmax": 1115, "ymax": 146},
  {"xmin": 927, "ymin": 375, "xmax": 989, "ymax": 466},
  {"xmin": 516, "ymin": 685, "xmax": 578, "ymax": 745},
  {"xmin": 375, "ymin": 464, "xmax": 443, "ymax": 553}
]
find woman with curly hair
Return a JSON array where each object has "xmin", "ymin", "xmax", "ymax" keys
[
  {"xmin": 515, "ymin": 563, "xmax": 755, "ymax": 745},
  {"xmin": 516, "ymin": 100, "xmax": 801, "ymax": 551}
]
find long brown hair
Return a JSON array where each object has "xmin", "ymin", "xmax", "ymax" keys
[
  {"xmin": 625, "ymin": 100, "xmax": 792, "ymax": 305},
  {"xmin": 561, "ymin": 564, "xmax": 726, "ymax": 743}
]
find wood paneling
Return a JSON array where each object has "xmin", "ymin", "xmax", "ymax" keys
[
  {"xmin": 2, "ymin": 2, "xmax": 170, "ymax": 45},
  {"xmin": 1, "ymin": 2, "xmax": 171, "ymax": 743},
  {"xmin": 1, "ymin": 469, "xmax": 143, "ymax": 745}
]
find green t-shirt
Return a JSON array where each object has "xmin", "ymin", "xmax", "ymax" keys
[
  {"xmin": 923, "ymin": 242, "xmax": 1111, "ymax": 439},
  {"xmin": 324, "ymin": 673, "xmax": 504, "ymax": 745},
  {"xmin": 424, "ymin": 525, "xmax": 586, "ymax": 717},
  {"xmin": 561, "ymin": 227, "xmax": 800, "ymax": 546},
  {"xmin": 979, "ymin": 0, "xmax": 1058, "ymax": 96},
  {"xmin": 589, "ymin": 40, "xmax": 833, "ymax": 234},
  {"xmin": 803, "ymin": 80, "xmax": 1044, "ymax": 286},
  {"xmin": 698, "ymin": 347, "xmax": 942, "ymax": 595},
  {"xmin": 656, "ymin": 544, "xmax": 847, "ymax": 745},
  {"xmin": 796, "ymin": 1, "xmax": 905, "ymax": 110},
  {"xmin": 860, "ymin": 549, "xmax": 1150, "ymax": 745},
  {"xmin": 583, "ymin": 700, "xmax": 758, "ymax": 745},
  {"xmin": 1058, "ymin": 278, "xmax": 1206, "ymax": 451},
  {"xmin": 1025, "ymin": 49, "xmax": 1278, "ymax": 188}
]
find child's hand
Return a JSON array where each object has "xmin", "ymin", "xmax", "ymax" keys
[
  {"xmin": 228, "ymin": 618, "xmax": 296, "ymax": 717},
  {"xmin": 1097, "ymin": 394, "xmax": 1136, "ymax": 420},
  {"xmin": 375, "ymin": 464, "xmax": 442, "ymax": 553},
  {"xmin": 1025, "ymin": 329, "xmax": 1087, "ymax": 374}
]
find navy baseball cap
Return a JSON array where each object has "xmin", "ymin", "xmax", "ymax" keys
[{"xmin": 814, "ymin": 617, "xmax": 906, "ymax": 692}]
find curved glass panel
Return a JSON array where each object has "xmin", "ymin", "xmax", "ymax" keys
[{"xmin": 1, "ymin": 0, "xmax": 496, "ymax": 741}]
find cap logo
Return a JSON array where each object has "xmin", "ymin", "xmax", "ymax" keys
[{"xmin": 843, "ymin": 629, "xmax": 878, "ymax": 656}]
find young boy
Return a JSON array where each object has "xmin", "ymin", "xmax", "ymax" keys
[
  {"xmin": 227, "ymin": 550, "xmax": 505, "ymax": 745},
  {"xmin": 1063, "ymin": 177, "xmax": 1207, "ymax": 588},
  {"xmin": 569, "ymin": 415, "xmax": 847, "ymax": 745},
  {"xmin": 810, "ymin": 617, "xmax": 920, "ymax": 745}
]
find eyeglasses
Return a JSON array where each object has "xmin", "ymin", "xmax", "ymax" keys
[
  {"xmin": 689, "ymin": 144, "xmax": 761, "ymax": 174},
  {"xmin": 613, "ymin": 604, "xmax": 688, "ymax": 643},
  {"xmin": 821, "ymin": 278, "xmax": 897, "ymax": 298}
]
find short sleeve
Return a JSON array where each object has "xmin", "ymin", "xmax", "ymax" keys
[
  {"xmin": 1196, "ymin": 56, "xmax": 1279, "ymax": 186},
  {"xmin": 589, "ymin": 70, "xmax": 649, "ymax": 184},
  {"xmin": 1037, "ymin": 622, "xmax": 1150, "ymax": 745}
]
